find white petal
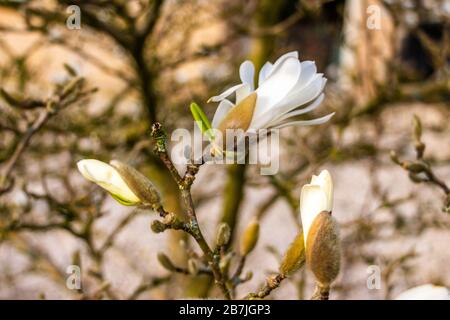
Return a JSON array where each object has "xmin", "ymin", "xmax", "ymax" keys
[
  {"xmin": 248, "ymin": 108, "xmax": 276, "ymax": 130},
  {"xmin": 300, "ymin": 184, "xmax": 328, "ymax": 245},
  {"xmin": 239, "ymin": 60, "xmax": 255, "ymax": 91},
  {"xmin": 266, "ymin": 93, "xmax": 324, "ymax": 127},
  {"xmin": 395, "ymin": 284, "xmax": 450, "ymax": 300},
  {"xmin": 212, "ymin": 99, "xmax": 234, "ymax": 128},
  {"xmin": 258, "ymin": 61, "xmax": 273, "ymax": 87},
  {"xmin": 267, "ymin": 51, "xmax": 299, "ymax": 78},
  {"xmin": 295, "ymin": 61, "xmax": 317, "ymax": 90},
  {"xmin": 269, "ymin": 75, "xmax": 326, "ymax": 118},
  {"xmin": 208, "ymin": 83, "xmax": 246, "ymax": 103},
  {"xmin": 254, "ymin": 57, "xmax": 301, "ymax": 118},
  {"xmin": 310, "ymin": 169, "xmax": 333, "ymax": 212},
  {"xmin": 77, "ymin": 159, "xmax": 140, "ymax": 203},
  {"xmin": 271, "ymin": 112, "xmax": 335, "ymax": 129},
  {"xmin": 287, "ymin": 75, "xmax": 326, "ymax": 106},
  {"xmin": 251, "ymin": 92, "xmax": 327, "ymax": 130},
  {"xmin": 235, "ymin": 83, "xmax": 251, "ymax": 104}
]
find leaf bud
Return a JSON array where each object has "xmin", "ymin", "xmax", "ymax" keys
[
  {"xmin": 216, "ymin": 222, "xmax": 231, "ymax": 247},
  {"xmin": 151, "ymin": 220, "xmax": 166, "ymax": 233}
]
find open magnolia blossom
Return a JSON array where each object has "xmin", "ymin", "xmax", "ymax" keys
[
  {"xmin": 208, "ymin": 51, "xmax": 333, "ymax": 145},
  {"xmin": 395, "ymin": 284, "xmax": 450, "ymax": 300},
  {"xmin": 77, "ymin": 159, "xmax": 141, "ymax": 206},
  {"xmin": 300, "ymin": 170, "xmax": 333, "ymax": 245}
]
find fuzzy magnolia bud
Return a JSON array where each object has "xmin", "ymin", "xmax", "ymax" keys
[
  {"xmin": 306, "ymin": 211, "xmax": 340, "ymax": 287},
  {"xmin": 279, "ymin": 233, "xmax": 305, "ymax": 277},
  {"xmin": 239, "ymin": 218, "xmax": 260, "ymax": 256},
  {"xmin": 110, "ymin": 160, "xmax": 161, "ymax": 207},
  {"xmin": 216, "ymin": 222, "xmax": 231, "ymax": 247},
  {"xmin": 157, "ymin": 252, "xmax": 176, "ymax": 272}
]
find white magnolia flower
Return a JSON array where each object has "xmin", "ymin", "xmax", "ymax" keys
[
  {"xmin": 300, "ymin": 170, "xmax": 333, "ymax": 245},
  {"xmin": 77, "ymin": 159, "xmax": 140, "ymax": 206},
  {"xmin": 208, "ymin": 51, "xmax": 333, "ymax": 138},
  {"xmin": 395, "ymin": 284, "xmax": 450, "ymax": 300}
]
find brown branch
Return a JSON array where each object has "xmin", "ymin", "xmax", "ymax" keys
[
  {"xmin": 0, "ymin": 77, "xmax": 91, "ymax": 194},
  {"xmin": 244, "ymin": 274, "xmax": 286, "ymax": 300},
  {"xmin": 128, "ymin": 276, "xmax": 171, "ymax": 300},
  {"xmin": 391, "ymin": 115, "xmax": 450, "ymax": 212},
  {"xmin": 150, "ymin": 122, "xmax": 231, "ymax": 299}
]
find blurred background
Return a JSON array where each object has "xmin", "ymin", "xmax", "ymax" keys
[{"xmin": 0, "ymin": 0, "xmax": 449, "ymax": 299}]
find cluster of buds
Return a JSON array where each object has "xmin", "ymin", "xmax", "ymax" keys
[
  {"xmin": 390, "ymin": 115, "xmax": 450, "ymax": 213},
  {"xmin": 389, "ymin": 115, "xmax": 429, "ymax": 181}
]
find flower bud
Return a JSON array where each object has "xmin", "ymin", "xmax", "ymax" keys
[
  {"xmin": 305, "ymin": 211, "xmax": 340, "ymax": 287},
  {"xmin": 109, "ymin": 160, "xmax": 161, "ymax": 207},
  {"xmin": 300, "ymin": 170, "xmax": 333, "ymax": 245},
  {"xmin": 77, "ymin": 159, "xmax": 140, "ymax": 206},
  {"xmin": 151, "ymin": 220, "xmax": 166, "ymax": 233},
  {"xmin": 157, "ymin": 252, "xmax": 176, "ymax": 272},
  {"xmin": 216, "ymin": 222, "xmax": 231, "ymax": 247},
  {"xmin": 279, "ymin": 232, "xmax": 305, "ymax": 277},
  {"xmin": 239, "ymin": 218, "xmax": 259, "ymax": 256}
]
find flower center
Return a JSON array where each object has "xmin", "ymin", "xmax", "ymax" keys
[
  {"xmin": 217, "ymin": 92, "xmax": 257, "ymax": 134},
  {"xmin": 215, "ymin": 92, "xmax": 257, "ymax": 151}
]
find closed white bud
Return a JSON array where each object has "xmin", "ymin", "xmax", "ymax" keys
[
  {"xmin": 300, "ymin": 170, "xmax": 340, "ymax": 287},
  {"xmin": 77, "ymin": 159, "xmax": 140, "ymax": 206}
]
